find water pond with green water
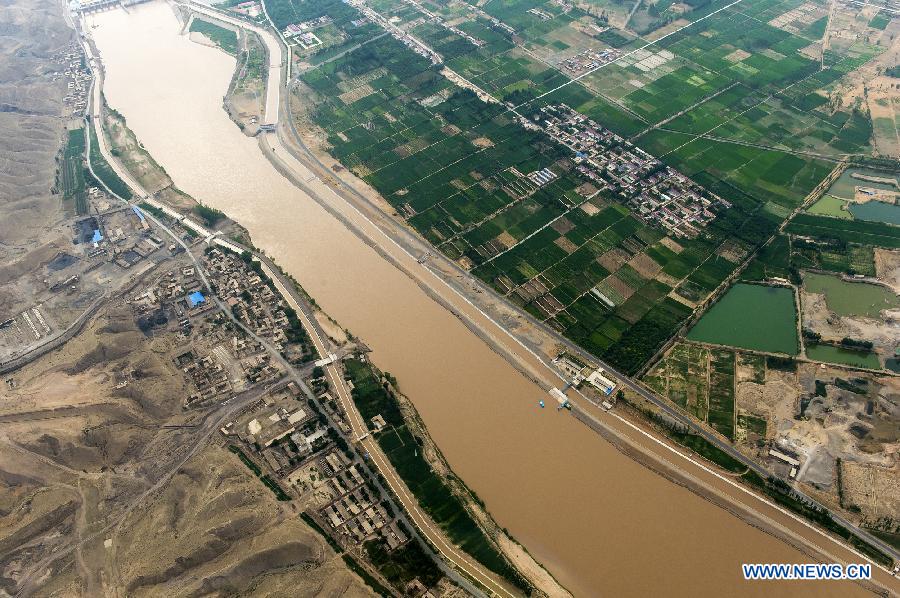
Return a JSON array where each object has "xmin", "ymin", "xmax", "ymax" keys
[
  {"xmin": 808, "ymin": 195, "xmax": 851, "ymax": 219},
  {"xmin": 805, "ymin": 344, "xmax": 881, "ymax": 369},
  {"xmin": 803, "ymin": 272, "xmax": 899, "ymax": 318},
  {"xmin": 686, "ymin": 284, "xmax": 798, "ymax": 354},
  {"xmin": 826, "ymin": 168, "xmax": 898, "ymax": 200},
  {"xmin": 848, "ymin": 201, "xmax": 900, "ymax": 226}
]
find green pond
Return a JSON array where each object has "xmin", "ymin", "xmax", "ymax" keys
[
  {"xmin": 848, "ymin": 201, "xmax": 900, "ymax": 225},
  {"xmin": 808, "ymin": 195, "xmax": 851, "ymax": 219},
  {"xmin": 687, "ymin": 284, "xmax": 798, "ymax": 354},
  {"xmin": 806, "ymin": 344, "xmax": 881, "ymax": 369},
  {"xmin": 826, "ymin": 168, "xmax": 898, "ymax": 200},
  {"xmin": 803, "ymin": 272, "xmax": 899, "ymax": 318}
]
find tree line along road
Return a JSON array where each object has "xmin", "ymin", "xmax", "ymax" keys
[
  {"xmin": 74, "ymin": 17, "xmax": 513, "ymax": 592},
  {"xmin": 81, "ymin": 7, "xmax": 896, "ymax": 596}
]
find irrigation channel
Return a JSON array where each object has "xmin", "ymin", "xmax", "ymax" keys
[{"xmin": 86, "ymin": 3, "xmax": 897, "ymax": 595}]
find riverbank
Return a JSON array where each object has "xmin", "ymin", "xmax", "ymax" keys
[
  {"xmin": 85, "ymin": 4, "xmax": 899, "ymax": 594},
  {"xmin": 281, "ymin": 39, "xmax": 900, "ymax": 593},
  {"xmin": 346, "ymin": 357, "xmax": 571, "ymax": 596},
  {"xmin": 79, "ymin": 10, "xmax": 547, "ymax": 594},
  {"xmin": 227, "ymin": 0, "xmax": 900, "ymax": 588}
]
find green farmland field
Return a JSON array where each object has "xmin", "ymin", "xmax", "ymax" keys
[
  {"xmin": 61, "ymin": 128, "xmax": 88, "ymax": 215},
  {"xmin": 189, "ymin": 19, "xmax": 238, "ymax": 55},
  {"xmin": 294, "ymin": 0, "xmax": 889, "ymax": 377},
  {"xmin": 787, "ymin": 214, "xmax": 900, "ymax": 249},
  {"xmin": 643, "ymin": 341, "xmax": 736, "ymax": 439},
  {"xmin": 808, "ymin": 195, "xmax": 851, "ymax": 219},
  {"xmin": 344, "ymin": 358, "xmax": 529, "ymax": 592},
  {"xmin": 88, "ymin": 124, "xmax": 132, "ymax": 200}
]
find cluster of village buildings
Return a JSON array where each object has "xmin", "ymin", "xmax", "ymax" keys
[
  {"xmin": 536, "ymin": 104, "xmax": 731, "ymax": 238},
  {"xmin": 282, "ymin": 15, "xmax": 332, "ymax": 49},
  {"xmin": 320, "ymin": 452, "xmax": 409, "ymax": 548},
  {"xmin": 559, "ymin": 47, "xmax": 622, "ymax": 76},
  {"xmin": 53, "ymin": 43, "xmax": 91, "ymax": 117},
  {"xmin": 174, "ymin": 346, "xmax": 235, "ymax": 404},
  {"xmin": 204, "ymin": 249, "xmax": 296, "ymax": 355},
  {"xmin": 230, "ymin": 0, "xmax": 263, "ymax": 18},
  {"xmin": 124, "ymin": 242, "xmax": 324, "ymax": 406},
  {"xmin": 550, "ymin": 0, "xmax": 575, "ymax": 13},
  {"xmin": 220, "ymin": 369, "xmax": 412, "ymax": 556},
  {"xmin": 526, "ymin": 7, "xmax": 554, "ymax": 21},
  {"xmin": 128, "ymin": 257, "xmax": 278, "ymax": 405}
]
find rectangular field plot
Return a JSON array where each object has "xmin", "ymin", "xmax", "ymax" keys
[
  {"xmin": 660, "ymin": 92, "xmax": 875, "ymax": 157},
  {"xmin": 265, "ymin": 0, "xmax": 382, "ymax": 59},
  {"xmin": 644, "ymin": 341, "xmax": 736, "ymax": 438},
  {"xmin": 295, "ymin": 0, "xmax": 872, "ymax": 381},
  {"xmin": 577, "ymin": 0, "xmax": 823, "ymax": 128},
  {"xmin": 639, "ymin": 129, "xmax": 833, "ymax": 209},
  {"xmin": 786, "ymin": 214, "xmax": 900, "ymax": 249},
  {"xmin": 708, "ymin": 350, "xmax": 736, "ymax": 439}
]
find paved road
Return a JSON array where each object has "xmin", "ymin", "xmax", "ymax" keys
[
  {"xmin": 75, "ymin": 21, "xmax": 503, "ymax": 590},
  {"xmin": 84, "ymin": 1, "xmax": 899, "ymax": 585},
  {"xmin": 257, "ymin": 257, "xmax": 519, "ymax": 598}
]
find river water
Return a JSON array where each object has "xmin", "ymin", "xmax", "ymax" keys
[{"xmin": 88, "ymin": 4, "xmax": 875, "ymax": 595}]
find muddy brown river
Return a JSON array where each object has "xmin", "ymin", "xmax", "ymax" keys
[{"xmin": 88, "ymin": 4, "xmax": 881, "ymax": 595}]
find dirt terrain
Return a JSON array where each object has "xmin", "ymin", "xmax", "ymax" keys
[
  {"xmin": 0, "ymin": 0, "xmax": 76, "ymax": 314},
  {"xmin": 0, "ymin": 305, "xmax": 184, "ymax": 594},
  {"xmin": 875, "ymin": 248, "xmax": 900, "ymax": 293},
  {"xmin": 109, "ymin": 445, "xmax": 369, "ymax": 597},
  {"xmin": 0, "ymin": 1, "xmax": 374, "ymax": 593},
  {"xmin": 866, "ymin": 74, "xmax": 900, "ymax": 157},
  {"xmin": 0, "ymin": 0, "xmax": 72, "ymax": 250},
  {"xmin": 734, "ymin": 357, "xmax": 899, "ymax": 520},
  {"xmin": 824, "ymin": 3, "xmax": 900, "ymax": 155},
  {"xmin": 223, "ymin": 29, "xmax": 266, "ymax": 136},
  {"xmin": 800, "ymin": 288, "xmax": 899, "ymax": 358},
  {"xmin": 0, "ymin": 298, "xmax": 374, "ymax": 596},
  {"xmin": 101, "ymin": 107, "xmax": 173, "ymax": 196}
]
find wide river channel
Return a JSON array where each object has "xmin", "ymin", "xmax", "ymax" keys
[{"xmin": 89, "ymin": 3, "xmax": 877, "ymax": 595}]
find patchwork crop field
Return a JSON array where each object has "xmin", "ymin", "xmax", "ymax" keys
[
  {"xmin": 285, "ymin": 0, "xmax": 898, "ymax": 374},
  {"xmin": 644, "ymin": 341, "xmax": 736, "ymax": 439}
]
